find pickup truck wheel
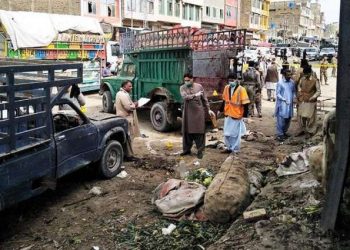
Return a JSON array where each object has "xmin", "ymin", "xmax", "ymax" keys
[
  {"xmin": 150, "ymin": 102, "xmax": 173, "ymax": 132},
  {"xmin": 102, "ymin": 90, "xmax": 114, "ymax": 113},
  {"xmin": 99, "ymin": 140, "xmax": 123, "ymax": 179}
]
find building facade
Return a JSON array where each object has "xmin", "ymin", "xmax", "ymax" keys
[
  {"xmin": 81, "ymin": 0, "xmax": 121, "ymax": 27},
  {"xmin": 224, "ymin": 0, "xmax": 240, "ymax": 28},
  {"xmin": 120, "ymin": 0, "xmax": 203, "ymax": 30},
  {"xmin": 0, "ymin": 0, "xmax": 81, "ymax": 15},
  {"xmin": 269, "ymin": 0, "xmax": 325, "ymax": 41},
  {"xmin": 240, "ymin": 0, "xmax": 270, "ymax": 43},
  {"xmin": 310, "ymin": 1, "xmax": 325, "ymax": 39},
  {"xmin": 202, "ymin": 0, "xmax": 225, "ymax": 30},
  {"xmin": 324, "ymin": 22, "xmax": 339, "ymax": 39}
]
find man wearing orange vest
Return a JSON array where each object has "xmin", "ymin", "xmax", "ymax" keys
[{"xmin": 219, "ymin": 73, "xmax": 250, "ymax": 154}]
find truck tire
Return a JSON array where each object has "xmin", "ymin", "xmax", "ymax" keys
[
  {"xmin": 150, "ymin": 101, "xmax": 174, "ymax": 132},
  {"xmin": 102, "ymin": 90, "xmax": 114, "ymax": 113},
  {"xmin": 99, "ymin": 140, "xmax": 123, "ymax": 179}
]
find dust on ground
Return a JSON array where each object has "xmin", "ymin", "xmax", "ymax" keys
[{"xmin": 0, "ymin": 76, "xmax": 346, "ymax": 249}]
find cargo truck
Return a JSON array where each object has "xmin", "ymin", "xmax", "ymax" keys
[{"xmin": 100, "ymin": 27, "xmax": 246, "ymax": 131}]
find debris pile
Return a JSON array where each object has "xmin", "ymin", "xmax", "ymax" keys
[
  {"xmin": 152, "ymin": 179, "xmax": 207, "ymax": 221},
  {"xmin": 204, "ymin": 156, "xmax": 250, "ymax": 223}
]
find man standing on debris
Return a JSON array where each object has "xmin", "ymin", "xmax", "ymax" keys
[
  {"xmin": 115, "ymin": 80, "xmax": 140, "ymax": 161},
  {"xmin": 296, "ymin": 65, "xmax": 321, "ymax": 137},
  {"xmin": 275, "ymin": 69, "xmax": 296, "ymax": 141},
  {"xmin": 180, "ymin": 73, "xmax": 215, "ymax": 159},
  {"xmin": 265, "ymin": 58, "xmax": 279, "ymax": 102},
  {"xmin": 220, "ymin": 73, "xmax": 250, "ymax": 154},
  {"xmin": 320, "ymin": 57, "xmax": 329, "ymax": 85},
  {"xmin": 242, "ymin": 61, "xmax": 261, "ymax": 117}
]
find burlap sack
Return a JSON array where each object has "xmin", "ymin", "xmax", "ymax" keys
[{"xmin": 204, "ymin": 156, "xmax": 250, "ymax": 223}]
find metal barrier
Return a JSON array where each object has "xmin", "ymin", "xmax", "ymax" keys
[
  {"xmin": 120, "ymin": 27, "xmax": 247, "ymax": 53},
  {"xmin": 0, "ymin": 59, "xmax": 82, "ymax": 156}
]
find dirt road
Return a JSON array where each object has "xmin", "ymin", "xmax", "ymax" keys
[{"xmin": 0, "ymin": 73, "xmax": 341, "ymax": 249}]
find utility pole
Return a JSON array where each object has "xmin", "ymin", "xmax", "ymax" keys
[{"xmin": 321, "ymin": 0, "xmax": 350, "ymax": 231}]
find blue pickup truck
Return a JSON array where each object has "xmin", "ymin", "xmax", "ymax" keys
[{"xmin": 0, "ymin": 59, "xmax": 130, "ymax": 211}]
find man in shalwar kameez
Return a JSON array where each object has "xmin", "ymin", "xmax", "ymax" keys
[
  {"xmin": 180, "ymin": 73, "xmax": 215, "ymax": 159},
  {"xmin": 275, "ymin": 70, "xmax": 296, "ymax": 141},
  {"xmin": 296, "ymin": 65, "xmax": 321, "ymax": 137},
  {"xmin": 220, "ymin": 73, "xmax": 250, "ymax": 153}
]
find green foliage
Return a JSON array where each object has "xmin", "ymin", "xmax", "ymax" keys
[{"xmin": 115, "ymin": 220, "xmax": 229, "ymax": 249}]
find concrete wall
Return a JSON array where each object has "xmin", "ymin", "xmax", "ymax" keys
[{"xmin": 0, "ymin": 0, "xmax": 81, "ymax": 15}]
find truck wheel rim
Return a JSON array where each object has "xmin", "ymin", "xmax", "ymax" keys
[
  {"xmin": 107, "ymin": 148, "xmax": 120, "ymax": 171},
  {"xmin": 154, "ymin": 111, "xmax": 163, "ymax": 126}
]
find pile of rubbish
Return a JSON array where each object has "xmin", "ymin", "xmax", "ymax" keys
[
  {"xmin": 152, "ymin": 179, "xmax": 207, "ymax": 221},
  {"xmin": 242, "ymin": 130, "xmax": 267, "ymax": 142},
  {"xmin": 275, "ymin": 146, "xmax": 322, "ymax": 177},
  {"xmin": 185, "ymin": 168, "xmax": 214, "ymax": 187},
  {"xmin": 152, "ymin": 156, "xmax": 265, "ymax": 224}
]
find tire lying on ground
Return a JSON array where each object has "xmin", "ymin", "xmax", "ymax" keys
[{"xmin": 204, "ymin": 156, "xmax": 250, "ymax": 223}]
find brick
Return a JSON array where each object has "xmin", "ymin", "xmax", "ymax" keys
[{"xmin": 243, "ymin": 208, "xmax": 268, "ymax": 222}]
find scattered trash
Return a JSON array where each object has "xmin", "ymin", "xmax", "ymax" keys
[
  {"xmin": 176, "ymin": 160, "xmax": 189, "ymax": 179},
  {"xmin": 165, "ymin": 141, "xmax": 174, "ymax": 150},
  {"xmin": 243, "ymin": 118, "xmax": 254, "ymax": 124},
  {"xmin": 304, "ymin": 205, "xmax": 321, "ymax": 215},
  {"xmin": 92, "ymin": 246, "xmax": 100, "ymax": 250},
  {"xmin": 186, "ymin": 168, "xmax": 214, "ymax": 187},
  {"xmin": 217, "ymin": 142, "xmax": 226, "ymax": 150},
  {"xmin": 89, "ymin": 186, "xmax": 102, "ymax": 196},
  {"xmin": 193, "ymin": 160, "xmax": 200, "ymax": 166},
  {"xmin": 276, "ymin": 150, "xmax": 309, "ymax": 177},
  {"xmin": 161, "ymin": 224, "xmax": 177, "ymax": 235},
  {"xmin": 116, "ymin": 220, "xmax": 228, "ymax": 249},
  {"xmin": 299, "ymin": 179, "xmax": 320, "ymax": 189},
  {"xmin": 172, "ymin": 150, "xmax": 183, "ymax": 156},
  {"xmin": 117, "ymin": 170, "xmax": 128, "ymax": 179},
  {"xmin": 141, "ymin": 134, "xmax": 149, "ymax": 138},
  {"xmin": 305, "ymin": 145, "xmax": 324, "ymax": 183},
  {"xmin": 306, "ymin": 194, "xmax": 321, "ymax": 206},
  {"xmin": 53, "ymin": 240, "xmax": 60, "ymax": 248},
  {"xmin": 243, "ymin": 209, "xmax": 268, "ymax": 222},
  {"xmin": 210, "ymin": 128, "xmax": 219, "ymax": 133},
  {"xmin": 20, "ymin": 245, "xmax": 34, "ymax": 250},
  {"xmin": 152, "ymin": 179, "xmax": 207, "ymax": 221},
  {"xmin": 248, "ymin": 169, "xmax": 264, "ymax": 196},
  {"xmin": 206, "ymin": 140, "xmax": 222, "ymax": 149},
  {"xmin": 242, "ymin": 130, "xmax": 266, "ymax": 142},
  {"xmin": 209, "ymin": 136, "xmax": 218, "ymax": 141}
]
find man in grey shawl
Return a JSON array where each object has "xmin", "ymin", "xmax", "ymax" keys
[{"xmin": 180, "ymin": 73, "xmax": 215, "ymax": 159}]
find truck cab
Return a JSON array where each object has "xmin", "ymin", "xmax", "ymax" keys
[{"xmin": 0, "ymin": 60, "xmax": 130, "ymax": 211}]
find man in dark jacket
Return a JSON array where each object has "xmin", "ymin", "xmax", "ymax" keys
[
  {"xmin": 265, "ymin": 59, "xmax": 279, "ymax": 101},
  {"xmin": 180, "ymin": 73, "xmax": 215, "ymax": 159}
]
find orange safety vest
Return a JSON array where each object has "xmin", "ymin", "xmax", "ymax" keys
[{"xmin": 223, "ymin": 85, "xmax": 250, "ymax": 119}]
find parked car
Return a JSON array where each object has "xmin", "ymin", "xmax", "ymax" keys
[
  {"xmin": 319, "ymin": 47, "xmax": 337, "ymax": 61},
  {"xmin": 0, "ymin": 60, "xmax": 130, "ymax": 211},
  {"xmin": 304, "ymin": 47, "xmax": 320, "ymax": 61}
]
